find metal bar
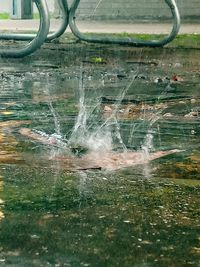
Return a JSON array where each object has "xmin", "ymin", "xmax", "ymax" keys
[
  {"xmin": 69, "ymin": 0, "xmax": 181, "ymax": 47},
  {"xmin": 0, "ymin": 0, "xmax": 69, "ymax": 42},
  {"xmin": 0, "ymin": 0, "xmax": 50, "ymax": 57},
  {"xmin": 47, "ymin": 0, "xmax": 69, "ymax": 41}
]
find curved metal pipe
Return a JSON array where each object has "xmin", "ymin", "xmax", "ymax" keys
[
  {"xmin": 0, "ymin": 0, "xmax": 68, "ymax": 42},
  {"xmin": 47, "ymin": 0, "xmax": 69, "ymax": 41},
  {"xmin": 69, "ymin": 0, "xmax": 181, "ymax": 47},
  {"xmin": 0, "ymin": 0, "xmax": 50, "ymax": 58}
]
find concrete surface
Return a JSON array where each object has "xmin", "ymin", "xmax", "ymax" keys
[{"xmin": 0, "ymin": 19, "xmax": 200, "ymax": 34}]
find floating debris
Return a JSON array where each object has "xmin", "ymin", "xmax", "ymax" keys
[
  {"xmin": 19, "ymin": 128, "xmax": 182, "ymax": 171},
  {"xmin": 184, "ymin": 111, "xmax": 198, "ymax": 118},
  {"xmin": 171, "ymin": 74, "xmax": 184, "ymax": 82}
]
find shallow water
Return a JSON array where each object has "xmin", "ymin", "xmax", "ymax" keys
[{"xmin": 0, "ymin": 45, "xmax": 200, "ymax": 266}]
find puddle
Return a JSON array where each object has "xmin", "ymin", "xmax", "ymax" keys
[{"xmin": 0, "ymin": 44, "xmax": 199, "ymax": 266}]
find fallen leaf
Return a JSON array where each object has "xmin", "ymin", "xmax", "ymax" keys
[{"xmin": 171, "ymin": 75, "xmax": 184, "ymax": 82}]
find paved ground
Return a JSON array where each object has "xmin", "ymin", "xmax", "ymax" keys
[{"xmin": 0, "ymin": 19, "xmax": 200, "ymax": 34}]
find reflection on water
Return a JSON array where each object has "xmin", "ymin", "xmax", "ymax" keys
[{"xmin": 0, "ymin": 47, "xmax": 200, "ymax": 266}]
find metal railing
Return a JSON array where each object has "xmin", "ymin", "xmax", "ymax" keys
[
  {"xmin": 69, "ymin": 0, "xmax": 181, "ymax": 47},
  {"xmin": 0, "ymin": 0, "xmax": 69, "ymax": 42},
  {"xmin": 0, "ymin": 0, "xmax": 50, "ymax": 57},
  {"xmin": 0, "ymin": 0, "xmax": 181, "ymax": 58}
]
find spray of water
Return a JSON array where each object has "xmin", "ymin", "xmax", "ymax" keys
[
  {"xmin": 29, "ymin": 58, "xmax": 170, "ymax": 165},
  {"xmin": 91, "ymin": 0, "xmax": 104, "ymax": 17},
  {"xmin": 48, "ymin": 101, "xmax": 61, "ymax": 137},
  {"xmin": 31, "ymin": 84, "xmax": 70, "ymax": 157},
  {"xmin": 67, "ymin": 70, "xmax": 138, "ymax": 154},
  {"xmin": 67, "ymin": 67, "xmax": 113, "ymax": 152}
]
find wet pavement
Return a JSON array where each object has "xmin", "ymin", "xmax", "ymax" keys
[
  {"xmin": 0, "ymin": 40, "xmax": 200, "ymax": 266},
  {"xmin": 1, "ymin": 19, "xmax": 200, "ymax": 34}
]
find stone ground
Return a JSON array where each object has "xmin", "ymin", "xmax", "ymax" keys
[{"xmin": 0, "ymin": 19, "xmax": 200, "ymax": 34}]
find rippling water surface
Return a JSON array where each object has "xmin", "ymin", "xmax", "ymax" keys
[{"xmin": 0, "ymin": 46, "xmax": 199, "ymax": 266}]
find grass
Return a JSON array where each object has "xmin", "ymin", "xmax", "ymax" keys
[
  {"xmin": 137, "ymin": 33, "xmax": 200, "ymax": 48},
  {"xmin": 132, "ymin": 33, "xmax": 200, "ymax": 48},
  {"xmin": 0, "ymin": 13, "xmax": 9, "ymax": 19},
  {"xmin": 170, "ymin": 34, "xmax": 200, "ymax": 48},
  {"xmin": 62, "ymin": 31, "xmax": 200, "ymax": 49},
  {"xmin": 71, "ymin": 32, "xmax": 200, "ymax": 49},
  {"xmin": 60, "ymin": 32, "xmax": 200, "ymax": 49},
  {"xmin": 0, "ymin": 12, "xmax": 53, "ymax": 20}
]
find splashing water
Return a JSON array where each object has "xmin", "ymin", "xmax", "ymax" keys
[
  {"xmin": 20, "ymin": 66, "xmax": 181, "ymax": 171},
  {"xmin": 19, "ymin": 74, "xmax": 183, "ymax": 172},
  {"xmin": 141, "ymin": 131, "xmax": 154, "ymax": 162},
  {"xmin": 67, "ymin": 68, "xmax": 112, "ymax": 152},
  {"xmin": 68, "ymin": 71, "xmax": 138, "ymax": 154}
]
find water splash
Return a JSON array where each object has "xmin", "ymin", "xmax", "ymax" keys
[
  {"xmin": 23, "ymin": 67, "xmax": 177, "ymax": 169},
  {"xmin": 67, "ymin": 67, "xmax": 111, "ymax": 152},
  {"xmin": 141, "ymin": 131, "xmax": 154, "ymax": 160},
  {"xmin": 48, "ymin": 101, "xmax": 62, "ymax": 137},
  {"xmin": 68, "ymin": 70, "xmax": 138, "ymax": 154},
  {"xmin": 90, "ymin": 0, "xmax": 104, "ymax": 18}
]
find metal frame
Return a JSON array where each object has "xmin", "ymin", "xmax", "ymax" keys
[
  {"xmin": 0, "ymin": 0, "xmax": 50, "ymax": 57},
  {"xmin": 0, "ymin": 0, "xmax": 181, "ymax": 57},
  {"xmin": 0, "ymin": 0, "xmax": 69, "ymax": 42},
  {"xmin": 46, "ymin": 0, "xmax": 69, "ymax": 41},
  {"xmin": 69, "ymin": 0, "xmax": 181, "ymax": 47}
]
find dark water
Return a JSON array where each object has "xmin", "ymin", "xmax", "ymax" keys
[{"xmin": 0, "ymin": 46, "xmax": 200, "ymax": 266}]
